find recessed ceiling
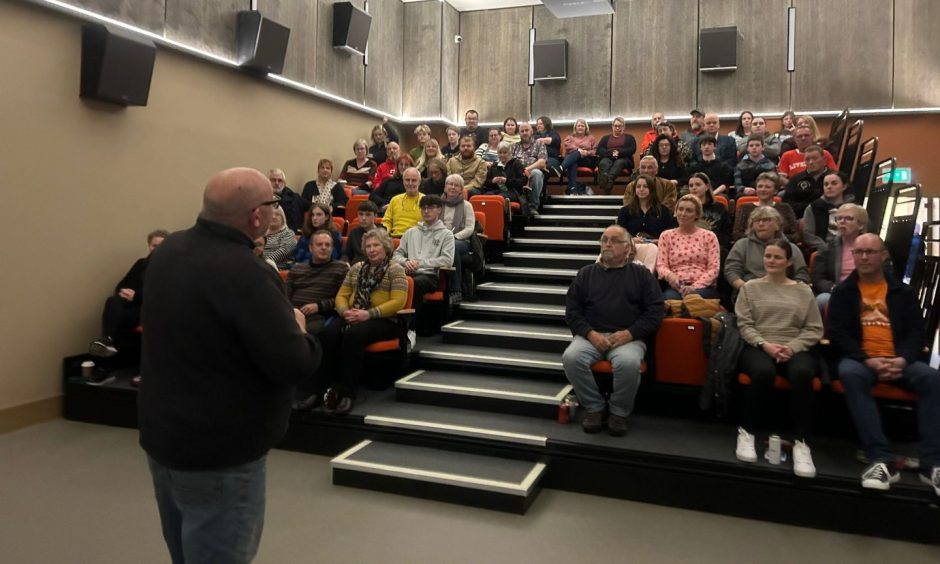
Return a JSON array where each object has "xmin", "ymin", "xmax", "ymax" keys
[{"xmin": 401, "ymin": 0, "xmax": 542, "ymax": 12}]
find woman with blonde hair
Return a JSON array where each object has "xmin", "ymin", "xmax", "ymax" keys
[
  {"xmin": 409, "ymin": 124, "xmax": 431, "ymax": 162},
  {"xmin": 656, "ymin": 194, "xmax": 720, "ymax": 300},
  {"xmin": 263, "ymin": 207, "xmax": 297, "ymax": 268},
  {"xmin": 726, "ymin": 207, "xmax": 810, "ymax": 299},
  {"xmin": 560, "ymin": 118, "xmax": 597, "ymax": 195}
]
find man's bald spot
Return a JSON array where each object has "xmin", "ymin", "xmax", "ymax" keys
[
  {"xmin": 403, "ymin": 167, "xmax": 420, "ymax": 181},
  {"xmin": 387, "ymin": 142, "xmax": 400, "ymax": 150},
  {"xmin": 705, "ymin": 112, "xmax": 719, "ymax": 121},
  {"xmin": 202, "ymin": 167, "xmax": 271, "ymax": 222},
  {"xmin": 855, "ymin": 233, "xmax": 885, "ymax": 251}
]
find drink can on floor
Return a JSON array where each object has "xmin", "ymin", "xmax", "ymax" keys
[
  {"xmin": 767, "ymin": 434, "xmax": 782, "ymax": 465},
  {"xmin": 565, "ymin": 394, "xmax": 578, "ymax": 419},
  {"xmin": 557, "ymin": 402, "xmax": 569, "ymax": 424}
]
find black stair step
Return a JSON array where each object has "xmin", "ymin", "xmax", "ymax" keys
[
  {"xmin": 331, "ymin": 440, "xmax": 546, "ymax": 514},
  {"xmin": 530, "ymin": 214, "xmax": 617, "ymax": 226},
  {"xmin": 456, "ymin": 300, "xmax": 566, "ymax": 323},
  {"xmin": 484, "ymin": 264, "xmax": 578, "ymax": 284},
  {"xmin": 441, "ymin": 319, "xmax": 571, "ymax": 352},
  {"xmin": 503, "ymin": 251, "xmax": 596, "ymax": 269},
  {"xmin": 547, "ymin": 195, "xmax": 623, "ymax": 205},
  {"xmin": 475, "ymin": 281, "xmax": 568, "ymax": 306},
  {"xmin": 523, "ymin": 225, "xmax": 607, "ymax": 241},
  {"xmin": 513, "ymin": 238, "xmax": 600, "ymax": 253},
  {"xmin": 542, "ymin": 204, "xmax": 621, "ymax": 217},
  {"xmin": 395, "ymin": 369, "xmax": 571, "ymax": 418},
  {"xmin": 417, "ymin": 342, "xmax": 565, "ymax": 377}
]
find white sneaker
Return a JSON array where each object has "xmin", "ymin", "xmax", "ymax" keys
[
  {"xmin": 406, "ymin": 330, "xmax": 417, "ymax": 352},
  {"xmin": 919, "ymin": 467, "xmax": 940, "ymax": 497},
  {"xmin": 861, "ymin": 462, "xmax": 900, "ymax": 490},
  {"xmin": 735, "ymin": 427, "xmax": 757, "ymax": 462},
  {"xmin": 792, "ymin": 440, "xmax": 816, "ymax": 478}
]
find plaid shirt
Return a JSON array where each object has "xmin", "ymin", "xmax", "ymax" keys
[{"xmin": 511, "ymin": 139, "xmax": 548, "ymax": 167}]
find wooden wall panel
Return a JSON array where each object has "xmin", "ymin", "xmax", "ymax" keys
[
  {"xmin": 531, "ymin": 7, "xmax": 612, "ymax": 120},
  {"xmin": 257, "ymin": 0, "xmax": 317, "ymax": 84},
  {"xmin": 315, "ymin": 0, "xmax": 365, "ymax": 104},
  {"xmin": 364, "ymin": 0, "xmax": 404, "ymax": 115},
  {"xmin": 698, "ymin": 0, "xmax": 790, "ymax": 114},
  {"xmin": 792, "ymin": 0, "xmax": 893, "ymax": 110},
  {"xmin": 402, "ymin": 1, "xmax": 442, "ymax": 118},
  {"xmin": 611, "ymin": 0, "xmax": 697, "ymax": 117},
  {"xmin": 457, "ymin": 7, "xmax": 532, "ymax": 122},
  {"xmin": 165, "ymin": 0, "xmax": 247, "ymax": 61},
  {"xmin": 894, "ymin": 0, "xmax": 940, "ymax": 108},
  {"xmin": 65, "ymin": 0, "xmax": 166, "ymax": 34},
  {"xmin": 440, "ymin": 2, "xmax": 459, "ymax": 122}
]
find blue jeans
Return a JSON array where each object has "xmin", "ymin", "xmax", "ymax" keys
[
  {"xmin": 148, "ymin": 455, "xmax": 267, "ymax": 564},
  {"xmin": 352, "ymin": 188, "xmax": 370, "ymax": 195},
  {"xmin": 561, "ymin": 152, "xmax": 594, "ymax": 193},
  {"xmin": 449, "ymin": 239, "xmax": 471, "ymax": 295},
  {"xmin": 838, "ymin": 358, "xmax": 940, "ymax": 468},
  {"xmin": 661, "ymin": 287, "xmax": 720, "ymax": 301},
  {"xmin": 562, "ymin": 334, "xmax": 646, "ymax": 417},
  {"xmin": 527, "ymin": 169, "xmax": 544, "ymax": 213}
]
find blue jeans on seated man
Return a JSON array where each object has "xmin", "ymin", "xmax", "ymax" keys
[
  {"xmin": 661, "ymin": 286, "xmax": 720, "ymax": 301},
  {"xmin": 838, "ymin": 358, "xmax": 940, "ymax": 469},
  {"xmin": 148, "ymin": 455, "xmax": 266, "ymax": 564},
  {"xmin": 562, "ymin": 335, "xmax": 646, "ymax": 418},
  {"xmin": 561, "ymin": 152, "xmax": 595, "ymax": 194},
  {"xmin": 526, "ymin": 169, "xmax": 545, "ymax": 213}
]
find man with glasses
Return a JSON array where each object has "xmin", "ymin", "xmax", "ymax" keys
[
  {"xmin": 512, "ymin": 122, "xmax": 549, "ymax": 217},
  {"xmin": 828, "ymin": 233, "xmax": 940, "ymax": 496},
  {"xmin": 596, "ymin": 116, "xmax": 637, "ymax": 195},
  {"xmin": 563, "ymin": 225, "xmax": 664, "ymax": 436},
  {"xmin": 139, "ymin": 167, "xmax": 321, "ymax": 563},
  {"xmin": 777, "ymin": 125, "xmax": 837, "ymax": 181},
  {"xmin": 269, "ymin": 168, "xmax": 308, "ymax": 232}
]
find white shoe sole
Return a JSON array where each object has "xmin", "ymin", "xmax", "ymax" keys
[
  {"xmin": 735, "ymin": 451, "xmax": 758, "ymax": 463},
  {"xmin": 862, "ymin": 476, "xmax": 899, "ymax": 491},
  {"xmin": 794, "ymin": 466, "xmax": 816, "ymax": 478},
  {"xmin": 919, "ymin": 474, "xmax": 940, "ymax": 496}
]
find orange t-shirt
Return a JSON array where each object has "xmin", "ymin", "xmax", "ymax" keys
[{"xmin": 859, "ymin": 281, "xmax": 896, "ymax": 358}]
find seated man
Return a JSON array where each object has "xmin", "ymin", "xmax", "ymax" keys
[
  {"xmin": 782, "ymin": 145, "xmax": 832, "ymax": 217},
  {"xmin": 446, "ymin": 136, "xmax": 487, "ymax": 197},
  {"xmin": 563, "ymin": 225, "xmax": 664, "ymax": 436},
  {"xmin": 777, "ymin": 126, "xmax": 837, "ymax": 181},
  {"xmin": 343, "ymin": 200, "xmax": 382, "ymax": 265},
  {"xmin": 829, "ymin": 234, "xmax": 940, "ymax": 496},
  {"xmin": 90, "ymin": 229, "xmax": 168, "ymax": 358},
  {"xmin": 287, "ymin": 230, "xmax": 349, "ymax": 335},
  {"xmin": 511, "ymin": 122, "xmax": 549, "ymax": 216},
  {"xmin": 392, "ymin": 195, "xmax": 455, "ymax": 331},
  {"xmin": 686, "ymin": 135, "xmax": 733, "ymax": 195},
  {"xmin": 639, "ymin": 111, "xmax": 664, "ymax": 154},
  {"xmin": 383, "ymin": 167, "xmax": 424, "ymax": 237},
  {"xmin": 734, "ymin": 135, "xmax": 776, "ymax": 197},
  {"xmin": 370, "ymin": 141, "xmax": 401, "ymax": 189},
  {"xmin": 691, "ymin": 113, "xmax": 737, "ymax": 169},
  {"xmin": 623, "ymin": 156, "xmax": 678, "ymax": 211},
  {"xmin": 269, "ymin": 168, "xmax": 309, "ymax": 232},
  {"xmin": 460, "ymin": 109, "xmax": 488, "ymax": 148}
]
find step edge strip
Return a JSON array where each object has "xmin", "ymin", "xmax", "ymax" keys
[
  {"xmin": 458, "ymin": 304, "xmax": 565, "ymax": 315},
  {"xmin": 441, "ymin": 325, "xmax": 572, "ymax": 341},
  {"xmin": 395, "ymin": 380, "xmax": 568, "ymax": 404},
  {"xmin": 332, "ymin": 458, "xmax": 544, "ymax": 496},
  {"xmin": 395, "ymin": 369, "xmax": 427, "ymax": 385},
  {"xmin": 331, "ymin": 439, "xmax": 374, "ymax": 462},
  {"xmin": 503, "ymin": 252, "xmax": 599, "ymax": 259},
  {"xmin": 476, "ymin": 283, "xmax": 569, "ymax": 294},
  {"xmin": 364, "ymin": 415, "xmax": 548, "ymax": 446},
  {"xmin": 419, "ymin": 350, "xmax": 564, "ymax": 370}
]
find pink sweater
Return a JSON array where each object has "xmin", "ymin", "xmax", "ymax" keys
[
  {"xmin": 563, "ymin": 134, "xmax": 597, "ymax": 156},
  {"xmin": 656, "ymin": 228, "xmax": 720, "ymax": 289}
]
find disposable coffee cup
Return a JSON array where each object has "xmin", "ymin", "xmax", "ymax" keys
[
  {"xmin": 81, "ymin": 361, "xmax": 95, "ymax": 378},
  {"xmin": 337, "ymin": 179, "xmax": 347, "ymax": 185}
]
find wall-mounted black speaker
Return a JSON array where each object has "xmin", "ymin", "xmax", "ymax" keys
[
  {"xmin": 80, "ymin": 23, "xmax": 156, "ymax": 106},
  {"xmin": 699, "ymin": 26, "xmax": 737, "ymax": 72},
  {"xmin": 237, "ymin": 11, "xmax": 290, "ymax": 74},
  {"xmin": 333, "ymin": 2, "xmax": 371, "ymax": 56},
  {"xmin": 533, "ymin": 39, "xmax": 567, "ymax": 81}
]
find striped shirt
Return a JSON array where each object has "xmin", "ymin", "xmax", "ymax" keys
[{"xmin": 286, "ymin": 260, "xmax": 349, "ymax": 314}]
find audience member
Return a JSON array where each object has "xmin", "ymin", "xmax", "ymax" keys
[
  {"xmin": 253, "ymin": 236, "xmax": 278, "ymax": 272},
  {"xmin": 534, "ymin": 116, "xmax": 563, "ymax": 176},
  {"xmin": 563, "ymin": 225, "xmax": 664, "ymax": 436},
  {"xmin": 734, "ymin": 135, "xmax": 777, "ymax": 196},
  {"xmin": 474, "ymin": 128, "xmax": 503, "ymax": 166},
  {"xmin": 287, "ymin": 230, "xmax": 349, "ymax": 334},
  {"xmin": 561, "ymin": 118, "xmax": 598, "ymax": 195},
  {"xmin": 734, "ymin": 238, "xmax": 823, "ymax": 478},
  {"xmin": 370, "ymin": 154, "xmax": 413, "ymax": 212},
  {"xmin": 656, "ymin": 195, "xmax": 721, "ymax": 300},
  {"xmin": 460, "ymin": 109, "xmax": 487, "ymax": 148},
  {"xmin": 382, "ymin": 167, "xmax": 424, "ymax": 237},
  {"xmin": 680, "ymin": 109, "xmax": 705, "ymax": 145},
  {"xmin": 368, "ymin": 120, "xmax": 400, "ymax": 165},
  {"xmin": 420, "ymin": 159, "xmax": 447, "ymax": 195},
  {"xmin": 732, "ymin": 172, "xmax": 799, "ymax": 242},
  {"xmin": 777, "ymin": 126, "xmax": 837, "ymax": 180},
  {"xmin": 441, "ymin": 174, "xmax": 476, "ymax": 302},
  {"xmin": 691, "ymin": 113, "xmax": 737, "ymax": 168},
  {"xmin": 617, "ymin": 174, "xmax": 675, "ymax": 242},
  {"xmin": 502, "ymin": 117, "xmax": 521, "ymax": 144},
  {"xmin": 782, "ymin": 144, "xmax": 833, "ymax": 217},
  {"xmin": 416, "ymin": 139, "xmax": 443, "ymax": 177},
  {"xmin": 645, "ymin": 121, "xmax": 692, "ymax": 166},
  {"xmin": 513, "ymin": 122, "xmax": 549, "ymax": 216},
  {"xmin": 624, "ymin": 156, "xmax": 678, "ymax": 211},
  {"xmin": 640, "ymin": 112, "xmax": 665, "ymax": 154},
  {"xmin": 441, "ymin": 126, "xmax": 460, "ymax": 159},
  {"xmin": 812, "ymin": 203, "xmax": 868, "ymax": 312},
  {"xmin": 409, "ymin": 124, "xmax": 432, "ymax": 161},
  {"xmin": 263, "ymin": 207, "xmax": 297, "ymax": 268},
  {"xmin": 803, "ymin": 171, "xmax": 853, "ymax": 252},
  {"xmin": 685, "ymin": 135, "xmax": 733, "ymax": 194},
  {"xmin": 483, "ymin": 141, "xmax": 525, "ymax": 204},
  {"xmin": 750, "ymin": 116, "xmax": 782, "ymax": 162},
  {"xmin": 828, "ymin": 233, "xmax": 940, "ymax": 495},
  {"xmin": 728, "ymin": 110, "xmax": 754, "ymax": 152},
  {"xmin": 651, "ymin": 134, "xmax": 685, "ymax": 186},
  {"xmin": 686, "ymin": 172, "xmax": 731, "ymax": 249},
  {"xmin": 726, "ymin": 207, "xmax": 810, "ymax": 298},
  {"xmin": 781, "ymin": 115, "xmax": 839, "ymax": 156},
  {"xmin": 296, "ymin": 203, "xmax": 341, "ymax": 263},
  {"xmin": 315, "ymin": 228, "xmax": 408, "ymax": 415},
  {"xmin": 371, "ymin": 141, "xmax": 402, "ymax": 190},
  {"xmin": 446, "ymin": 136, "xmax": 488, "ymax": 197},
  {"xmin": 301, "ymin": 159, "xmax": 347, "ymax": 216},
  {"xmin": 777, "ymin": 110, "xmax": 797, "ymax": 140},
  {"xmin": 342, "ymin": 200, "xmax": 381, "ymax": 265},
  {"xmin": 340, "ymin": 139, "xmax": 377, "ymax": 194},
  {"xmin": 89, "ymin": 229, "xmax": 168, "ymax": 362},
  {"xmin": 596, "ymin": 116, "xmax": 637, "ymax": 194},
  {"xmin": 267, "ymin": 168, "xmax": 309, "ymax": 232}
]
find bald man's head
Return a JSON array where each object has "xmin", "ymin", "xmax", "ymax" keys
[
  {"xmin": 703, "ymin": 113, "xmax": 720, "ymax": 134},
  {"xmin": 201, "ymin": 167, "xmax": 276, "ymax": 240}
]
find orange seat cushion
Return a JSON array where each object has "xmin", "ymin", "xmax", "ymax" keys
[
  {"xmin": 831, "ymin": 380, "xmax": 918, "ymax": 402},
  {"xmin": 591, "ymin": 360, "xmax": 647, "ymax": 374},
  {"xmin": 365, "ymin": 339, "xmax": 400, "ymax": 353},
  {"xmin": 423, "ymin": 291, "xmax": 444, "ymax": 302},
  {"xmin": 738, "ymin": 373, "xmax": 822, "ymax": 392}
]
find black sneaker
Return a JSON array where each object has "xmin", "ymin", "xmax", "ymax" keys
[
  {"xmin": 607, "ymin": 414, "xmax": 628, "ymax": 437},
  {"xmin": 920, "ymin": 467, "xmax": 940, "ymax": 497},
  {"xmin": 861, "ymin": 462, "xmax": 900, "ymax": 491},
  {"xmin": 84, "ymin": 367, "xmax": 115, "ymax": 387},
  {"xmin": 581, "ymin": 410, "xmax": 604, "ymax": 434},
  {"xmin": 89, "ymin": 338, "xmax": 118, "ymax": 358}
]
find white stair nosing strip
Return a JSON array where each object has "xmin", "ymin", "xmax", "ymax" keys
[
  {"xmin": 533, "ymin": 215, "xmax": 618, "ymax": 221},
  {"xmin": 442, "ymin": 324, "xmax": 571, "ymax": 341},
  {"xmin": 419, "ymin": 350, "xmax": 564, "ymax": 370},
  {"xmin": 543, "ymin": 205, "xmax": 622, "ymax": 210},
  {"xmin": 553, "ymin": 383, "xmax": 574, "ymax": 402},
  {"xmin": 331, "ymin": 439, "xmax": 374, "ymax": 463},
  {"xmin": 395, "ymin": 379, "xmax": 567, "ymax": 404},
  {"xmin": 458, "ymin": 303, "xmax": 565, "ymax": 315},
  {"xmin": 364, "ymin": 415, "xmax": 548, "ymax": 446},
  {"xmin": 525, "ymin": 226, "xmax": 607, "ymax": 232},
  {"xmin": 486, "ymin": 266, "xmax": 578, "ymax": 276},
  {"xmin": 332, "ymin": 457, "xmax": 545, "ymax": 496},
  {"xmin": 477, "ymin": 282, "xmax": 568, "ymax": 294},
  {"xmin": 504, "ymin": 252, "xmax": 599, "ymax": 260},
  {"xmin": 518, "ymin": 463, "xmax": 548, "ymax": 493},
  {"xmin": 513, "ymin": 239, "xmax": 600, "ymax": 246},
  {"xmin": 394, "ymin": 369, "xmax": 426, "ymax": 385}
]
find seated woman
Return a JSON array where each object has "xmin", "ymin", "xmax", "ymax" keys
[
  {"xmin": 560, "ymin": 118, "xmax": 597, "ymax": 195},
  {"xmin": 777, "ymin": 110, "xmax": 797, "ymax": 141},
  {"xmin": 501, "ymin": 117, "xmax": 521, "ymax": 145},
  {"xmin": 295, "ymin": 203, "xmax": 342, "ymax": 263},
  {"xmin": 474, "ymin": 128, "xmax": 503, "ymax": 166},
  {"xmin": 686, "ymin": 172, "xmax": 731, "ymax": 249},
  {"xmin": 728, "ymin": 110, "xmax": 754, "ymax": 153},
  {"xmin": 441, "ymin": 174, "xmax": 477, "ymax": 302},
  {"xmin": 263, "ymin": 207, "xmax": 298, "ymax": 269},
  {"xmin": 726, "ymin": 207, "xmax": 810, "ymax": 300},
  {"xmin": 616, "ymin": 174, "xmax": 675, "ymax": 243},
  {"xmin": 302, "ymin": 158, "xmax": 348, "ymax": 216},
  {"xmin": 482, "ymin": 141, "xmax": 525, "ymax": 204},
  {"xmin": 535, "ymin": 115, "xmax": 563, "ymax": 175},
  {"xmin": 803, "ymin": 171, "xmax": 852, "ymax": 252},
  {"xmin": 812, "ymin": 203, "xmax": 868, "ymax": 312},
  {"xmin": 367, "ymin": 121, "xmax": 400, "ymax": 166},
  {"xmin": 652, "ymin": 134, "xmax": 685, "ymax": 186},
  {"xmin": 315, "ymin": 228, "xmax": 408, "ymax": 414},
  {"xmin": 416, "ymin": 139, "xmax": 443, "ymax": 177},
  {"xmin": 656, "ymin": 195, "xmax": 721, "ymax": 300},
  {"xmin": 409, "ymin": 124, "xmax": 431, "ymax": 162},
  {"xmin": 734, "ymin": 237, "xmax": 823, "ymax": 478},
  {"xmin": 369, "ymin": 154, "xmax": 414, "ymax": 213},
  {"xmin": 420, "ymin": 159, "xmax": 447, "ymax": 195},
  {"xmin": 340, "ymin": 139, "xmax": 377, "ymax": 194},
  {"xmin": 733, "ymin": 172, "xmax": 799, "ymax": 242},
  {"xmin": 441, "ymin": 126, "xmax": 460, "ymax": 160}
]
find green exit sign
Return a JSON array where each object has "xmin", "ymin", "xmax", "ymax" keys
[{"xmin": 885, "ymin": 168, "xmax": 912, "ymax": 183}]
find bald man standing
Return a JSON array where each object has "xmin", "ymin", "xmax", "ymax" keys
[{"xmin": 139, "ymin": 167, "xmax": 321, "ymax": 563}]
